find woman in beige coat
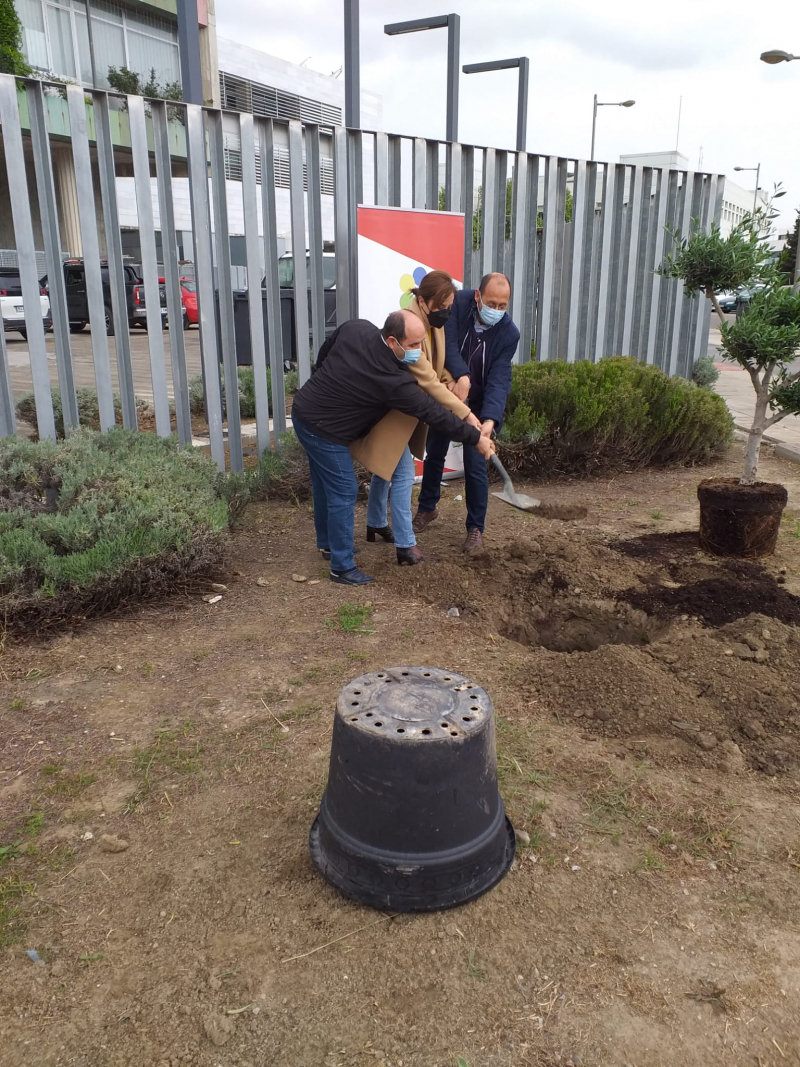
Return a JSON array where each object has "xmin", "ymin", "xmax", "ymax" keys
[{"xmin": 354, "ymin": 270, "xmax": 479, "ymax": 565}]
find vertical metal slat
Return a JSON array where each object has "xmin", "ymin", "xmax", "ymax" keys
[
  {"xmin": 621, "ymin": 165, "xmax": 644, "ymax": 354},
  {"xmin": 388, "ymin": 135, "xmax": 402, "ymax": 208},
  {"xmin": 239, "ymin": 111, "xmax": 271, "ymax": 459},
  {"xmin": 185, "ymin": 103, "xmax": 225, "ymax": 470},
  {"xmin": 667, "ymin": 171, "xmax": 695, "ymax": 377},
  {"xmin": 445, "ymin": 141, "xmax": 462, "ymax": 213},
  {"xmin": 566, "ymin": 160, "xmax": 588, "ymax": 363},
  {"xmin": 426, "ymin": 140, "xmax": 439, "ymax": 210},
  {"xmin": 27, "ymin": 80, "xmax": 78, "ymax": 431},
  {"xmin": 151, "ymin": 100, "xmax": 191, "ymax": 444},
  {"xmin": 374, "ymin": 132, "xmax": 389, "ymax": 206},
  {"xmin": 333, "ymin": 126, "xmax": 352, "ymax": 326},
  {"xmin": 480, "ymin": 148, "xmax": 497, "ymax": 276},
  {"xmin": 412, "ymin": 138, "xmax": 426, "ymax": 210},
  {"xmin": 67, "ymin": 83, "xmax": 116, "ymax": 431},
  {"xmin": 523, "ymin": 154, "xmax": 541, "ymax": 359},
  {"xmin": 93, "ymin": 91, "xmax": 137, "ymax": 431},
  {"xmin": 493, "ymin": 150, "xmax": 508, "ymax": 274},
  {"xmin": 128, "ymin": 94, "xmax": 171, "ymax": 435},
  {"xmin": 461, "ymin": 146, "xmax": 475, "ymax": 288},
  {"xmin": 537, "ymin": 156, "xmax": 559, "ymax": 361},
  {"xmin": 259, "ymin": 118, "xmax": 287, "ymax": 439},
  {"xmin": 207, "ymin": 109, "xmax": 243, "ymax": 472},
  {"xmin": 593, "ymin": 163, "xmax": 618, "ymax": 363},
  {"xmin": 509, "ymin": 151, "xmax": 528, "ymax": 358},
  {"xmin": 288, "ymin": 121, "xmax": 311, "ymax": 385},
  {"xmin": 306, "ymin": 124, "xmax": 326, "ymax": 367}
]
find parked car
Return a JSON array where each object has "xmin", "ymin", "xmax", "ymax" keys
[
  {"xmin": 156, "ymin": 276, "xmax": 198, "ymax": 329},
  {"xmin": 0, "ymin": 270, "xmax": 51, "ymax": 339},
  {"xmin": 40, "ymin": 259, "xmax": 167, "ymax": 336},
  {"xmin": 716, "ymin": 290, "xmax": 737, "ymax": 313}
]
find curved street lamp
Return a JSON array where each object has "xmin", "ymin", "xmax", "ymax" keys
[
  {"xmin": 462, "ymin": 57, "xmax": 529, "ymax": 151},
  {"xmin": 384, "ymin": 14, "xmax": 461, "ymax": 142},
  {"xmin": 590, "ymin": 97, "xmax": 635, "ymax": 161},
  {"xmin": 760, "ymin": 50, "xmax": 799, "ymax": 64},
  {"xmin": 733, "ymin": 164, "xmax": 761, "ymax": 215}
]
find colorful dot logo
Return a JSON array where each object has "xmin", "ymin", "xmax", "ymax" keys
[{"xmin": 398, "ymin": 266, "xmax": 428, "ymax": 309}]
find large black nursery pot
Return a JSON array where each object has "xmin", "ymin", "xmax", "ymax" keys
[
  {"xmin": 309, "ymin": 666, "xmax": 515, "ymax": 913},
  {"xmin": 698, "ymin": 477, "xmax": 788, "ymax": 558}
]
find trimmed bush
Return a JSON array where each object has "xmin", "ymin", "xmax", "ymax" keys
[
  {"xmin": 0, "ymin": 429, "xmax": 230, "ymax": 630},
  {"xmin": 692, "ymin": 354, "xmax": 720, "ymax": 389},
  {"xmin": 188, "ymin": 367, "xmax": 298, "ymax": 419},
  {"xmin": 16, "ymin": 387, "xmax": 151, "ymax": 438},
  {"xmin": 218, "ymin": 431, "xmax": 310, "ymax": 520},
  {"xmin": 497, "ymin": 357, "xmax": 733, "ymax": 477}
]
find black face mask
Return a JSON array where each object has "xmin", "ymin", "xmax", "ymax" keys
[{"xmin": 427, "ymin": 306, "xmax": 452, "ymax": 330}]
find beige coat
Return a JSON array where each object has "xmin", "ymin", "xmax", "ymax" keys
[{"xmin": 349, "ymin": 300, "xmax": 470, "ymax": 480}]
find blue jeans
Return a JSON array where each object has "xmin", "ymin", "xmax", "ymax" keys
[
  {"xmin": 291, "ymin": 413, "xmax": 358, "ymax": 573},
  {"xmin": 417, "ymin": 429, "xmax": 490, "ymax": 532},
  {"xmin": 366, "ymin": 446, "xmax": 416, "ymax": 549}
]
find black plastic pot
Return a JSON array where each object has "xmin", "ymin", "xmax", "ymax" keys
[
  {"xmin": 309, "ymin": 666, "xmax": 515, "ymax": 913},
  {"xmin": 698, "ymin": 477, "xmax": 788, "ymax": 558}
]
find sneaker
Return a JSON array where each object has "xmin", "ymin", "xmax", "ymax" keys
[
  {"xmin": 462, "ymin": 528, "xmax": 484, "ymax": 553},
  {"xmin": 411, "ymin": 507, "xmax": 438, "ymax": 535},
  {"xmin": 330, "ymin": 567, "xmax": 375, "ymax": 586}
]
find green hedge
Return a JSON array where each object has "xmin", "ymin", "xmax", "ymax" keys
[
  {"xmin": 0, "ymin": 429, "xmax": 230, "ymax": 628},
  {"xmin": 497, "ymin": 357, "xmax": 733, "ymax": 477},
  {"xmin": 16, "ymin": 388, "xmax": 151, "ymax": 438},
  {"xmin": 189, "ymin": 367, "xmax": 298, "ymax": 419}
]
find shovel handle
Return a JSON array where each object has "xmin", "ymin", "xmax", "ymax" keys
[{"xmin": 490, "ymin": 452, "xmax": 515, "ymax": 494}]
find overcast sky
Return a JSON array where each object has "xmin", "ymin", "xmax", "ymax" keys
[{"xmin": 216, "ymin": 0, "xmax": 800, "ymax": 230}]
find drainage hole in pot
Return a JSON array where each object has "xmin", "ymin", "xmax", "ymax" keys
[
  {"xmin": 444, "ymin": 676, "xmax": 452, "ymax": 680},
  {"xmin": 470, "ymin": 693, "xmax": 479, "ymax": 698},
  {"xmin": 422, "ymin": 729, "xmax": 431, "ymax": 735},
  {"xmin": 353, "ymin": 690, "xmax": 362, "ymax": 695},
  {"xmin": 350, "ymin": 717, "xmax": 358, "ymax": 722},
  {"xmin": 450, "ymin": 731, "xmax": 458, "ymax": 737},
  {"xmin": 462, "ymin": 716, "xmax": 472, "ymax": 722},
  {"xmin": 377, "ymin": 674, "xmax": 385, "ymax": 678},
  {"xmin": 366, "ymin": 712, "xmax": 373, "ymax": 718},
  {"xmin": 351, "ymin": 701, "xmax": 359, "ymax": 706},
  {"xmin": 401, "ymin": 671, "xmax": 409, "ymax": 675},
  {"xmin": 396, "ymin": 728, "xmax": 405, "ymax": 734},
  {"xmin": 374, "ymin": 721, "xmax": 383, "ymax": 727},
  {"xmin": 470, "ymin": 705, "xmax": 479, "ymax": 711},
  {"xmin": 423, "ymin": 672, "xmax": 431, "ymax": 676},
  {"xmin": 440, "ymin": 722, "xmax": 449, "ymax": 729}
]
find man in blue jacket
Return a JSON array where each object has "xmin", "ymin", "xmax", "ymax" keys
[{"xmin": 413, "ymin": 272, "xmax": 519, "ymax": 552}]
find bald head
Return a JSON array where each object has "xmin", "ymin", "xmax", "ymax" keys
[{"xmin": 382, "ymin": 308, "xmax": 426, "ymax": 357}]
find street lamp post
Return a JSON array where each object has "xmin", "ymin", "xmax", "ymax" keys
[
  {"xmin": 733, "ymin": 164, "xmax": 762, "ymax": 216},
  {"xmin": 590, "ymin": 95, "xmax": 635, "ymax": 161},
  {"xmin": 462, "ymin": 57, "xmax": 529, "ymax": 152},
  {"xmin": 384, "ymin": 14, "xmax": 461, "ymax": 142}
]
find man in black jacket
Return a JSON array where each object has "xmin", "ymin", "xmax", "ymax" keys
[{"xmin": 291, "ymin": 309, "xmax": 495, "ymax": 586}]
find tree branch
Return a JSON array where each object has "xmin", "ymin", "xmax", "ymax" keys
[{"xmin": 707, "ymin": 288, "xmax": 727, "ymax": 325}]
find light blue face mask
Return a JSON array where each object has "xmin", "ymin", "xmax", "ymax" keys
[
  {"xmin": 478, "ymin": 300, "xmax": 505, "ymax": 327},
  {"xmin": 400, "ymin": 347, "xmax": 421, "ymax": 364}
]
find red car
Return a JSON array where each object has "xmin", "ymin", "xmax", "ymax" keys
[
  {"xmin": 157, "ymin": 277, "xmax": 197, "ymax": 328},
  {"xmin": 180, "ymin": 278, "xmax": 197, "ymax": 328}
]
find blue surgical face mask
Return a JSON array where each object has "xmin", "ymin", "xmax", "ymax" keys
[
  {"xmin": 400, "ymin": 347, "xmax": 421, "ymax": 364},
  {"xmin": 478, "ymin": 299, "xmax": 505, "ymax": 327}
]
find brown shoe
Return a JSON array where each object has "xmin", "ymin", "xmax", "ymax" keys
[
  {"xmin": 463, "ymin": 528, "xmax": 484, "ymax": 553},
  {"xmin": 412, "ymin": 507, "xmax": 438, "ymax": 535}
]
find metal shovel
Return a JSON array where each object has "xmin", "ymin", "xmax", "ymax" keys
[{"xmin": 490, "ymin": 453, "xmax": 541, "ymax": 511}]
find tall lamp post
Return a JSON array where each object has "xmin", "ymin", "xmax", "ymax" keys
[
  {"xmin": 759, "ymin": 48, "xmax": 799, "ymax": 288},
  {"xmin": 733, "ymin": 164, "xmax": 762, "ymax": 215},
  {"xmin": 384, "ymin": 14, "xmax": 461, "ymax": 142},
  {"xmin": 590, "ymin": 95, "xmax": 635, "ymax": 161},
  {"xmin": 462, "ymin": 57, "xmax": 529, "ymax": 151}
]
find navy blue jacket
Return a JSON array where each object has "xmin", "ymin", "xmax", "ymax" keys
[{"xmin": 444, "ymin": 289, "xmax": 519, "ymax": 430}]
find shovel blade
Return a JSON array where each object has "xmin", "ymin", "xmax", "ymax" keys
[{"xmin": 492, "ymin": 489, "xmax": 541, "ymax": 511}]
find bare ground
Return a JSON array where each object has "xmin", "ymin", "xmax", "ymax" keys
[{"xmin": 1, "ymin": 440, "xmax": 800, "ymax": 1067}]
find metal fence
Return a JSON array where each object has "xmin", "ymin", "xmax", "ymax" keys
[{"xmin": 0, "ymin": 73, "xmax": 724, "ymax": 473}]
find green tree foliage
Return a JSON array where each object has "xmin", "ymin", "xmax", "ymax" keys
[
  {"xmin": 691, "ymin": 354, "xmax": 720, "ymax": 389},
  {"xmin": 657, "ymin": 197, "xmax": 800, "ymax": 483},
  {"xmin": 497, "ymin": 357, "xmax": 733, "ymax": 477},
  {"xmin": 778, "ymin": 209, "xmax": 799, "ymax": 286},
  {"xmin": 107, "ymin": 65, "xmax": 182, "ymax": 102},
  {"xmin": 0, "ymin": 0, "xmax": 31, "ymax": 76}
]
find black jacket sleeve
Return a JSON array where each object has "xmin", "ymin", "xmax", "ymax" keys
[
  {"xmin": 390, "ymin": 379, "xmax": 481, "ymax": 446},
  {"xmin": 313, "ymin": 326, "xmax": 340, "ymax": 371}
]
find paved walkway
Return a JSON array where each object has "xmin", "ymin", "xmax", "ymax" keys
[{"xmin": 709, "ymin": 327, "xmax": 800, "ymax": 454}]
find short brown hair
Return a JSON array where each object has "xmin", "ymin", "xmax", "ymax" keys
[{"xmin": 412, "ymin": 269, "xmax": 457, "ymax": 311}]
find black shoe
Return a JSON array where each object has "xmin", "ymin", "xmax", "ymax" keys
[
  {"xmin": 396, "ymin": 545, "xmax": 427, "ymax": 566},
  {"xmin": 321, "ymin": 547, "xmax": 360, "ymax": 561},
  {"xmin": 330, "ymin": 567, "xmax": 374, "ymax": 586},
  {"xmin": 366, "ymin": 524, "xmax": 394, "ymax": 544}
]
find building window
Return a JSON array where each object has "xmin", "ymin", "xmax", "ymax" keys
[
  {"xmin": 19, "ymin": 0, "xmax": 180, "ymax": 89},
  {"xmin": 222, "ymin": 132, "xmax": 335, "ymax": 195},
  {"xmin": 219, "ymin": 71, "xmax": 342, "ymax": 127}
]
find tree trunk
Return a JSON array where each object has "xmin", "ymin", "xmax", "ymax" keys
[
  {"xmin": 741, "ymin": 428, "xmax": 763, "ymax": 485},
  {"xmin": 707, "ymin": 287, "xmax": 726, "ymax": 325}
]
